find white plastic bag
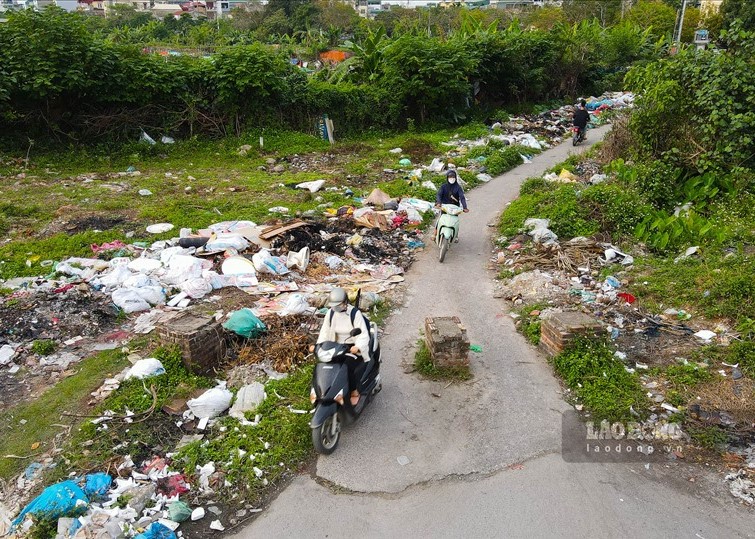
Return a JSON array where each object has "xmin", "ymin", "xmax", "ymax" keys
[
  {"xmin": 134, "ymin": 286, "xmax": 166, "ymax": 306},
  {"xmin": 125, "ymin": 358, "xmax": 166, "ymax": 380},
  {"xmin": 180, "ymin": 278, "xmax": 213, "ymax": 299},
  {"xmin": 187, "ymin": 385, "xmax": 233, "ymax": 419},
  {"xmin": 205, "ymin": 233, "xmax": 249, "ymax": 252},
  {"xmin": 112, "ymin": 288, "xmax": 151, "ymax": 313},
  {"xmin": 285, "ymin": 247, "xmax": 310, "ymax": 271},
  {"xmin": 97, "ymin": 265, "xmax": 133, "ymax": 289},
  {"xmin": 252, "ymin": 249, "xmax": 290, "ymax": 275},
  {"xmin": 128, "ymin": 257, "xmax": 163, "ymax": 273},
  {"xmin": 162, "ymin": 255, "xmax": 208, "ymax": 285},
  {"xmin": 229, "ymin": 382, "xmax": 266, "ymax": 420},
  {"xmin": 280, "ymin": 293, "xmax": 311, "ymax": 317},
  {"xmin": 295, "ymin": 180, "xmax": 326, "ymax": 193}
]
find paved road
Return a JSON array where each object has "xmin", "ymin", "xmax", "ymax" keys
[{"xmin": 232, "ymin": 128, "xmax": 754, "ymax": 538}]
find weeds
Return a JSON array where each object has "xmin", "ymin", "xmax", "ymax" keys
[
  {"xmin": 31, "ymin": 339, "xmax": 56, "ymax": 356},
  {"xmin": 515, "ymin": 303, "xmax": 546, "ymax": 346},
  {"xmin": 552, "ymin": 338, "xmax": 648, "ymax": 422}
]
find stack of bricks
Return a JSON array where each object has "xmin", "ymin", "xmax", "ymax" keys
[
  {"xmin": 158, "ymin": 313, "xmax": 227, "ymax": 375},
  {"xmin": 539, "ymin": 311, "xmax": 603, "ymax": 357},
  {"xmin": 424, "ymin": 316, "xmax": 470, "ymax": 367}
]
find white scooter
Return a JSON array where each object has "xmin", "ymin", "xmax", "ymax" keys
[{"xmin": 434, "ymin": 204, "xmax": 463, "ymax": 263}]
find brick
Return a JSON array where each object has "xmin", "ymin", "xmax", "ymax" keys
[
  {"xmin": 158, "ymin": 313, "xmax": 227, "ymax": 375},
  {"xmin": 425, "ymin": 316, "xmax": 470, "ymax": 368},
  {"xmin": 539, "ymin": 311, "xmax": 603, "ymax": 357}
]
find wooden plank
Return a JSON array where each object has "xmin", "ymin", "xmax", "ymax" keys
[{"xmin": 259, "ymin": 219, "xmax": 309, "ymax": 240}]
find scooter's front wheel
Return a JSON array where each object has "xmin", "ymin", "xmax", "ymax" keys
[
  {"xmin": 312, "ymin": 411, "xmax": 341, "ymax": 455},
  {"xmin": 438, "ymin": 235, "xmax": 449, "ymax": 263}
]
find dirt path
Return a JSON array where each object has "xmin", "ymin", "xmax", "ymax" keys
[{"xmin": 230, "ymin": 127, "xmax": 755, "ymax": 538}]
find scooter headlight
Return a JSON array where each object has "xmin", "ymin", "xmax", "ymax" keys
[
  {"xmin": 310, "ymin": 387, "xmax": 317, "ymax": 404},
  {"xmin": 334, "ymin": 389, "xmax": 344, "ymax": 406}
]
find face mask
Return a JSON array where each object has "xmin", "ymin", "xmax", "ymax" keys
[
  {"xmin": 333, "ymin": 303, "xmax": 346, "ymax": 312},
  {"xmin": 448, "ymin": 177, "xmax": 456, "ymax": 184}
]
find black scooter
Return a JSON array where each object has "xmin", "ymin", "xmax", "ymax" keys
[{"xmin": 309, "ymin": 327, "xmax": 382, "ymax": 454}]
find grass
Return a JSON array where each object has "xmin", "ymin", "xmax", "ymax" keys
[
  {"xmin": 414, "ymin": 340, "xmax": 472, "ymax": 382},
  {"xmin": 552, "ymin": 338, "xmax": 648, "ymax": 422},
  {"xmin": 689, "ymin": 425, "xmax": 729, "ymax": 450},
  {"xmin": 56, "ymin": 346, "xmax": 213, "ymax": 479},
  {"xmin": 31, "ymin": 339, "xmax": 56, "ymax": 356},
  {"xmin": 0, "ymin": 348, "xmax": 129, "ymax": 480},
  {"xmin": 175, "ymin": 363, "xmax": 314, "ymax": 503},
  {"xmin": 515, "ymin": 303, "xmax": 547, "ymax": 346}
]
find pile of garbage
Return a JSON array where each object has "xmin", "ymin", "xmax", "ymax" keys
[{"xmin": 5, "ymin": 454, "xmax": 233, "ymax": 538}]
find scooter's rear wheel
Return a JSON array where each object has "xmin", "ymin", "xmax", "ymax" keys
[
  {"xmin": 438, "ymin": 235, "xmax": 449, "ymax": 263},
  {"xmin": 312, "ymin": 412, "xmax": 341, "ymax": 454}
]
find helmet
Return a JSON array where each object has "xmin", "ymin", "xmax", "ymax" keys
[
  {"xmin": 445, "ymin": 169, "xmax": 457, "ymax": 179},
  {"xmin": 326, "ymin": 287, "xmax": 348, "ymax": 308}
]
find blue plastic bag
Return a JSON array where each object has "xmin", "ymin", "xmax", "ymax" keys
[
  {"xmin": 12, "ymin": 480, "xmax": 88, "ymax": 526},
  {"xmin": 134, "ymin": 522, "xmax": 178, "ymax": 539},
  {"xmin": 84, "ymin": 473, "xmax": 112, "ymax": 501}
]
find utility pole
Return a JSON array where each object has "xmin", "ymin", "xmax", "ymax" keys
[{"xmin": 674, "ymin": 0, "xmax": 688, "ymax": 47}]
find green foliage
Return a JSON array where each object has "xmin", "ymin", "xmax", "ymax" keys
[
  {"xmin": 625, "ymin": 26, "xmax": 755, "ymax": 176},
  {"xmin": 689, "ymin": 425, "xmax": 729, "ymax": 449},
  {"xmin": 580, "ymin": 182, "xmax": 652, "ymax": 239},
  {"xmin": 499, "ymin": 184, "xmax": 598, "ymax": 239},
  {"xmin": 625, "ymin": 0, "xmax": 676, "ymax": 40},
  {"xmin": 414, "ymin": 340, "xmax": 471, "ymax": 381},
  {"xmin": 31, "ymin": 339, "xmax": 56, "ymax": 356},
  {"xmin": 0, "ymin": 9, "xmax": 664, "ymax": 143},
  {"xmin": 552, "ymin": 338, "xmax": 648, "ymax": 422},
  {"xmin": 727, "ymin": 340, "xmax": 755, "ymax": 377},
  {"xmin": 176, "ymin": 364, "xmax": 313, "ymax": 497},
  {"xmin": 665, "ymin": 363, "xmax": 712, "ymax": 388},
  {"xmin": 631, "ymin": 253, "xmax": 755, "ymax": 327},
  {"xmin": 514, "ymin": 303, "xmax": 546, "ymax": 346},
  {"xmin": 721, "ymin": 0, "xmax": 755, "ymax": 32}
]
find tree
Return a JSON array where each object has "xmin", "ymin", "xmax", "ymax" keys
[
  {"xmin": 721, "ymin": 0, "xmax": 755, "ymax": 31},
  {"xmin": 256, "ymin": 8, "xmax": 292, "ymax": 39},
  {"xmin": 523, "ymin": 6, "xmax": 567, "ymax": 30},
  {"xmin": 315, "ymin": 0, "xmax": 360, "ymax": 35},
  {"xmin": 562, "ymin": 0, "xmax": 621, "ymax": 27},
  {"xmin": 626, "ymin": 0, "xmax": 676, "ymax": 40}
]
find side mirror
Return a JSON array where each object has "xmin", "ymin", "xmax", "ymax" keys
[{"xmin": 350, "ymin": 328, "xmax": 362, "ymax": 337}]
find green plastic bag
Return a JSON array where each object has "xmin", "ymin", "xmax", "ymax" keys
[
  {"xmin": 168, "ymin": 501, "xmax": 192, "ymax": 523},
  {"xmin": 223, "ymin": 308, "xmax": 266, "ymax": 338}
]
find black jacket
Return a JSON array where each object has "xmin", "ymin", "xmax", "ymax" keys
[
  {"xmin": 436, "ymin": 181, "xmax": 467, "ymax": 209},
  {"xmin": 573, "ymin": 108, "xmax": 589, "ymax": 129}
]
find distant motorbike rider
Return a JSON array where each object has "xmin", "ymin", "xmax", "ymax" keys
[
  {"xmin": 316, "ymin": 288, "xmax": 371, "ymax": 406},
  {"xmin": 435, "ymin": 169, "xmax": 469, "ymax": 211},
  {"xmin": 573, "ymin": 100, "xmax": 589, "ymax": 138}
]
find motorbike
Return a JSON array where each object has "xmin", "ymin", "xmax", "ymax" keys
[
  {"xmin": 434, "ymin": 204, "xmax": 463, "ymax": 263},
  {"xmin": 572, "ymin": 126, "xmax": 586, "ymax": 146},
  {"xmin": 309, "ymin": 325, "xmax": 381, "ymax": 455}
]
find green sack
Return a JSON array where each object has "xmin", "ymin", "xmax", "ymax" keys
[
  {"xmin": 223, "ymin": 308, "xmax": 266, "ymax": 338},
  {"xmin": 168, "ymin": 500, "xmax": 192, "ymax": 523}
]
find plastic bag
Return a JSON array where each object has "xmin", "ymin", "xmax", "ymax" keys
[
  {"xmin": 167, "ymin": 501, "xmax": 192, "ymax": 523},
  {"xmin": 229, "ymin": 382, "xmax": 266, "ymax": 420},
  {"xmin": 112, "ymin": 288, "xmax": 151, "ymax": 313},
  {"xmin": 295, "ymin": 179, "xmax": 325, "ymax": 193},
  {"xmin": 401, "ymin": 198, "xmax": 434, "ymax": 213},
  {"xmin": 162, "ymin": 255, "xmax": 209, "ymax": 286},
  {"xmin": 252, "ymin": 250, "xmax": 290, "ymax": 275},
  {"xmin": 140, "ymin": 130, "xmax": 156, "ymax": 145},
  {"xmin": 123, "ymin": 273, "xmax": 158, "ymax": 289},
  {"xmin": 12, "ymin": 480, "xmax": 88, "ymax": 526},
  {"xmin": 134, "ymin": 286, "xmax": 166, "ymax": 306},
  {"xmin": 97, "ymin": 265, "xmax": 132, "ymax": 289},
  {"xmin": 223, "ymin": 308, "xmax": 266, "ymax": 338},
  {"xmin": 205, "ymin": 233, "xmax": 249, "ymax": 252},
  {"xmin": 128, "ymin": 258, "xmax": 163, "ymax": 273},
  {"xmin": 280, "ymin": 293, "xmax": 310, "ymax": 317},
  {"xmin": 187, "ymin": 385, "xmax": 233, "ymax": 419},
  {"xmin": 84, "ymin": 473, "xmax": 112, "ymax": 501},
  {"xmin": 180, "ymin": 278, "xmax": 213, "ymax": 299},
  {"xmin": 134, "ymin": 522, "xmax": 177, "ymax": 539},
  {"xmin": 125, "ymin": 358, "xmax": 166, "ymax": 380},
  {"xmin": 397, "ymin": 202, "xmax": 422, "ymax": 224},
  {"xmin": 365, "ymin": 189, "xmax": 392, "ymax": 207}
]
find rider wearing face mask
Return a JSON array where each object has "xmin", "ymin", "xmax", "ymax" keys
[
  {"xmin": 435, "ymin": 169, "xmax": 469, "ymax": 212},
  {"xmin": 317, "ymin": 288, "xmax": 371, "ymax": 406}
]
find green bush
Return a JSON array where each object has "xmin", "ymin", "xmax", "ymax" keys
[{"xmin": 581, "ymin": 182, "xmax": 653, "ymax": 239}]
